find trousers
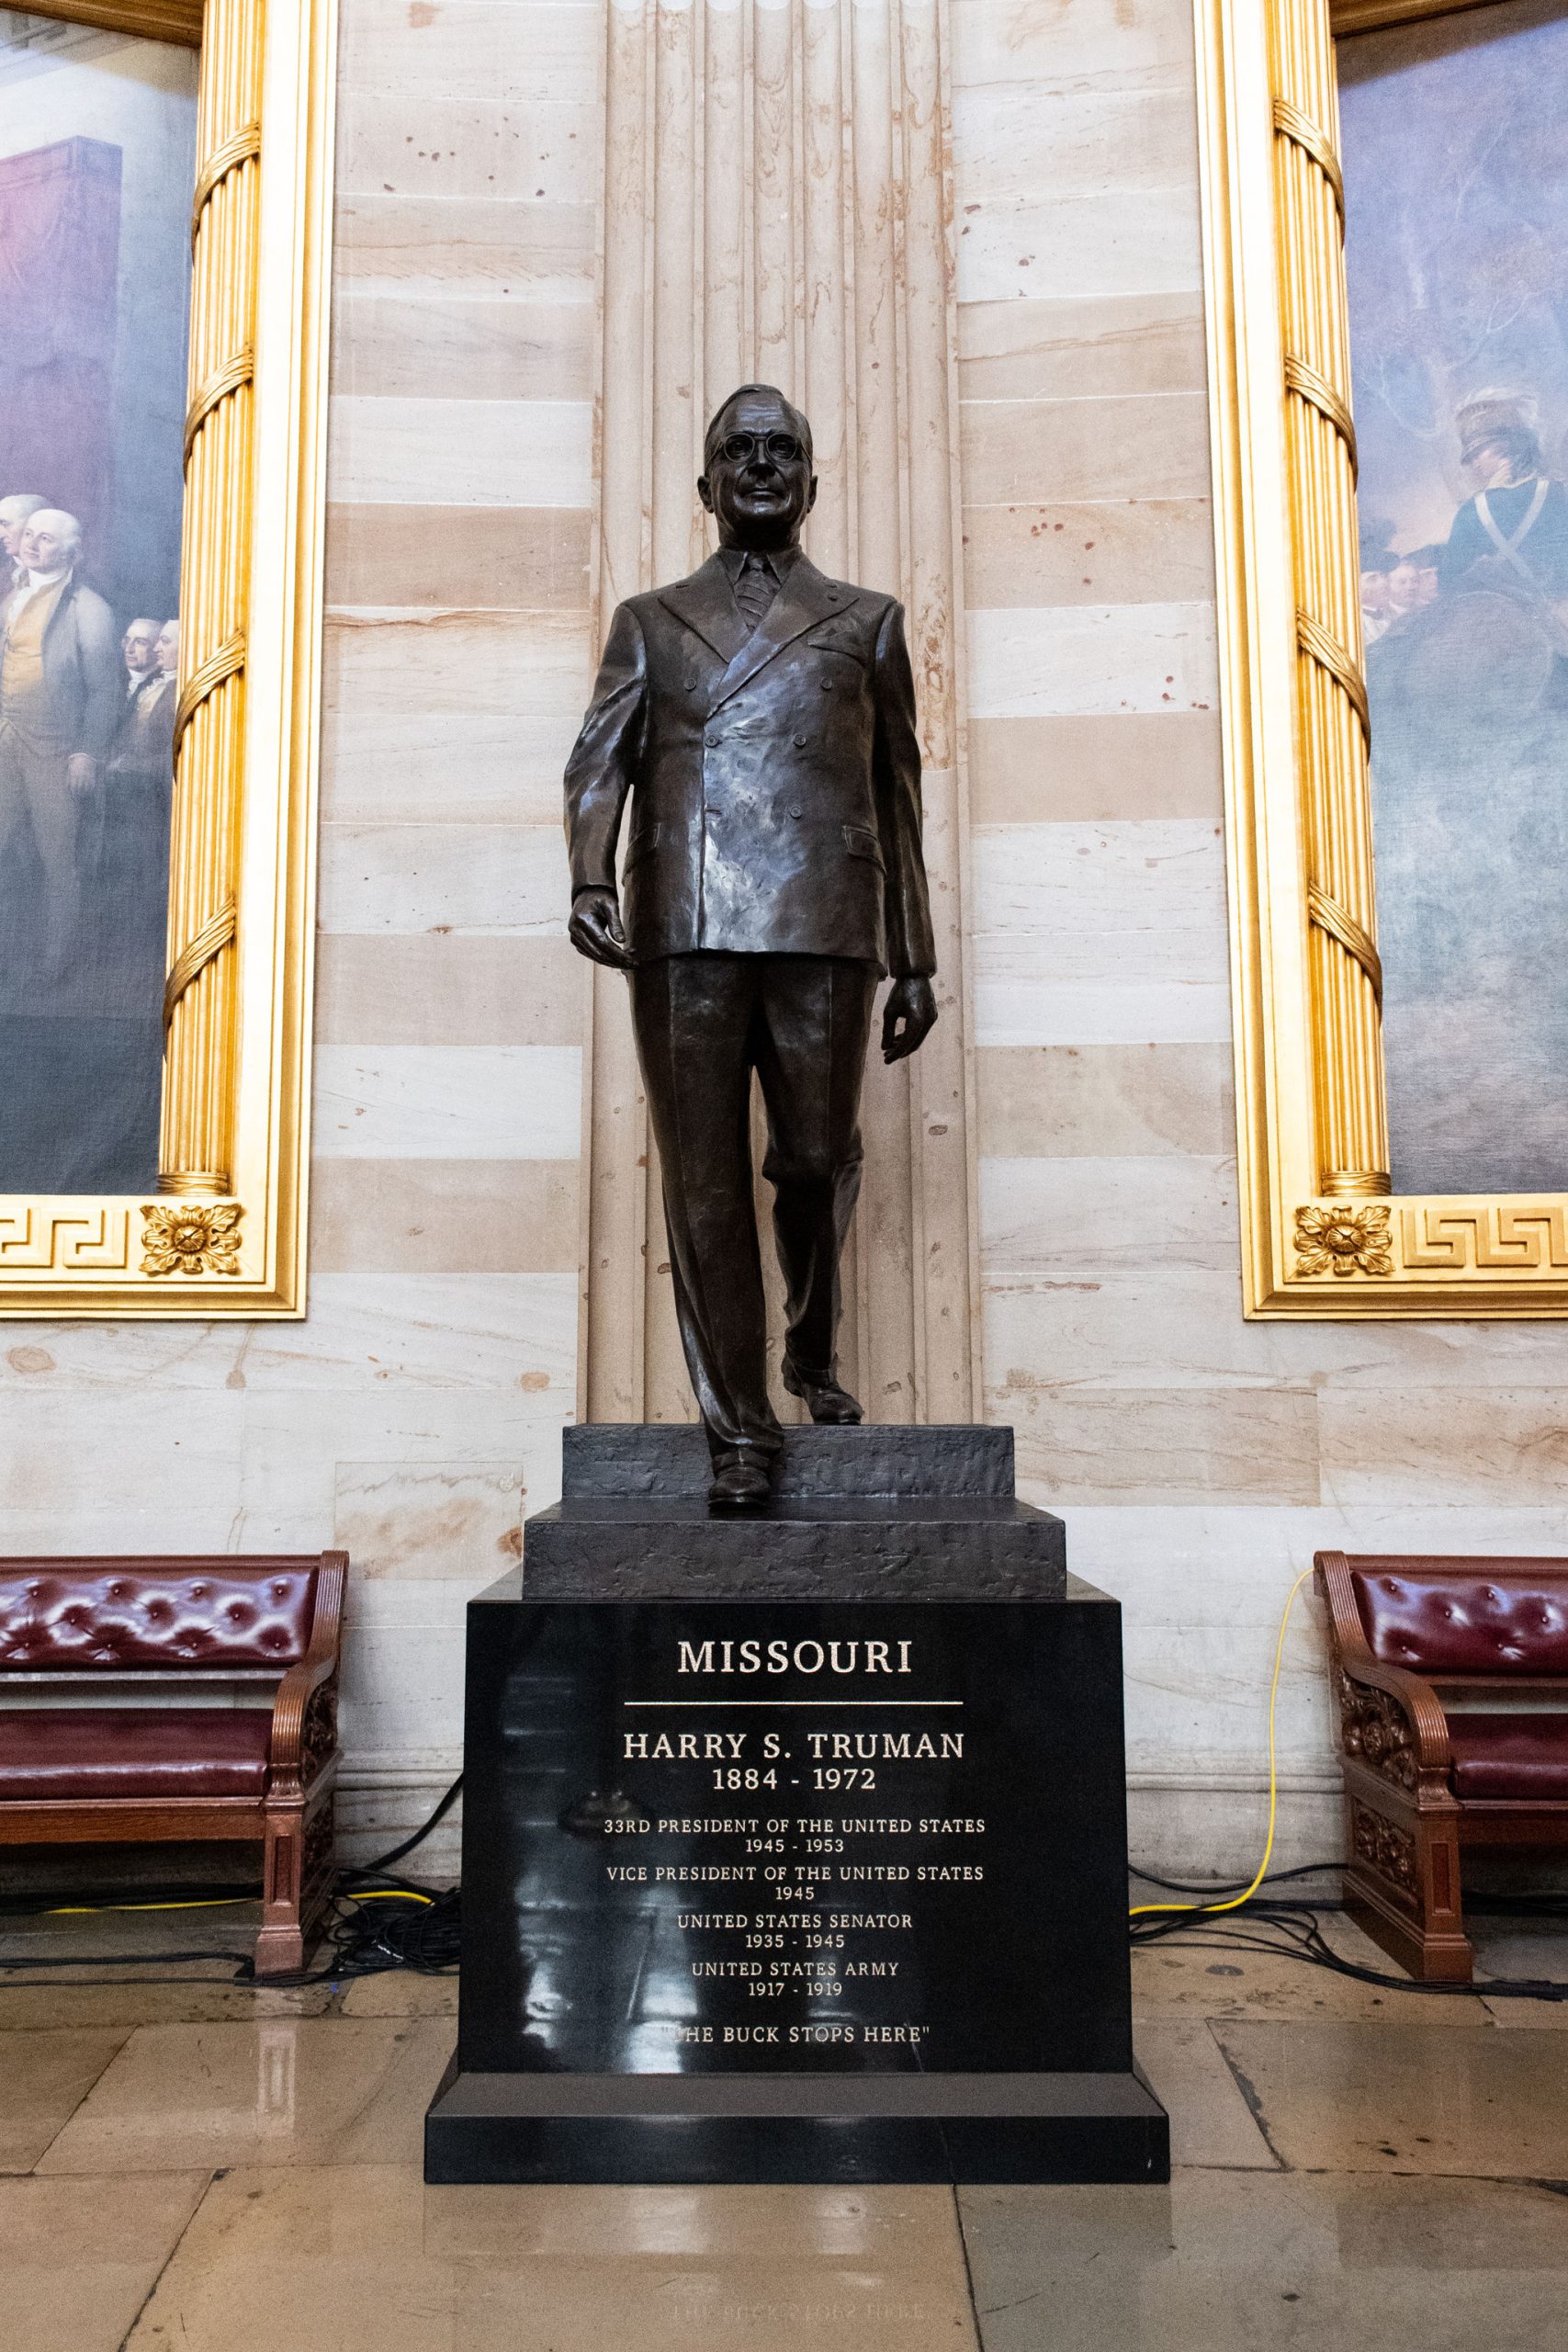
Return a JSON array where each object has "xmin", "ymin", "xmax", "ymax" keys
[
  {"xmin": 629, "ymin": 950, "xmax": 877, "ymax": 1459},
  {"xmin": 0, "ymin": 726, "xmax": 83, "ymax": 980}
]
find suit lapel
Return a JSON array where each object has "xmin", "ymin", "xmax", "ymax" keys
[
  {"xmin": 658, "ymin": 556, "xmax": 749, "ymax": 666},
  {"xmin": 709, "ymin": 556, "xmax": 846, "ymax": 710}
]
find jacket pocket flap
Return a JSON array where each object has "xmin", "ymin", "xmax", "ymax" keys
[{"xmin": 842, "ymin": 822, "xmax": 884, "ymax": 866}]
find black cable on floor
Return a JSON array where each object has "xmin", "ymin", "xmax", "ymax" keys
[
  {"xmin": 1129, "ymin": 1898, "xmax": 1568, "ymax": 2000},
  {"xmin": 0, "ymin": 1946, "xmax": 255, "ymax": 1971},
  {"xmin": 344, "ymin": 1774, "xmax": 464, "ymax": 1878},
  {"xmin": 1130, "ymin": 1858, "xmax": 1344, "ymax": 1897}
]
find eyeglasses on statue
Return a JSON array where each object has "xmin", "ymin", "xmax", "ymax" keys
[{"xmin": 714, "ymin": 432, "xmax": 807, "ymax": 466}]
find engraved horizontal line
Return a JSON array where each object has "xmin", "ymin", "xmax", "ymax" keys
[{"xmin": 621, "ymin": 1700, "xmax": 965, "ymax": 1709}]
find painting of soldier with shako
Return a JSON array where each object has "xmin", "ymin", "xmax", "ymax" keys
[
  {"xmin": 0, "ymin": 9, "xmax": 196, "ymax": 1193},
  {"xmin": 1339, "ymin": 0, "xmax": 1568, "ymax": 1194}
]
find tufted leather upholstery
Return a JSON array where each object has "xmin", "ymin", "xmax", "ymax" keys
[
  {"xmin": 0, "ymin": 1707, "xmax": 273, "ymax": 1800},
  {"xmin": 0, "ymin": 1561, "xmax": 318, "ymax": 1671},
  {"xmin": 1351, "ymin": 1566, "xmax": 1568, "ymax": 1677},
  {"xmin": 1448, "ymin": 1714, "xmax": 1568, "ymax": 1803}
]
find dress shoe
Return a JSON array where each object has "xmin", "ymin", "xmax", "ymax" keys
[
  {"xmin": 783, "ymin": 1358, "xmax": 863, "ymax": 1424},
  {"xmin": 707, "ymin": 1451, "xmax": 773, "ymax": 1510}
]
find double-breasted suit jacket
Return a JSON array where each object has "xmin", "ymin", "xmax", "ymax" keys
[{"xmin": 564, "ymin": 549, "xmax": 936, "ymax": 978}]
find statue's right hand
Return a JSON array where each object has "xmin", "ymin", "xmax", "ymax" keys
[{"xmin": 569, "ymin": 886, "xmax": 634, "ymax": 969}]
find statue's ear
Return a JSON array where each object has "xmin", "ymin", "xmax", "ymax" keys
[
  {"xmin": 697, "ymin": 474, "xmax": 715, "ymax": 515},
  {"xmin": 806, "ymin": 473, "xmax": 818, "ymax": 514}
]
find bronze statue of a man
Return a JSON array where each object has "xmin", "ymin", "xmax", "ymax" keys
[{"xmin": 564, "ymin": 385, "xmax": 936, "ymax": 1508}]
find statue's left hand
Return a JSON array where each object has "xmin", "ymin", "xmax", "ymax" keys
[
  {"xmin": 881, "ymin": 975, "xmax": 937, "ymax": 1064},
  {"xmin": 568, "ymin": 885, "xmax": 635, "ymax": 969}
]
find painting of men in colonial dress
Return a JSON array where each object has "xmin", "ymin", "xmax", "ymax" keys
[
  {"xmin": 1440, "ymin": 395, "xmax": 1568, "ymax": 597},
  {"xmin": 0, "ymin": 9, "xmax": 196, "ymax": 1193},
  {"xmin": 1340, "ymin": 0, "xmax": 1568, "ymax": 1193}
]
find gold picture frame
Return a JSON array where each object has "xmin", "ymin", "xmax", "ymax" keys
[
  {"xmin": 0, "ymin": 0, "xmax": 334, "ymax": 1317},
  {"xmin": 1197, "ymin": 0, "xmax": 1568, "ymax": 1315}
]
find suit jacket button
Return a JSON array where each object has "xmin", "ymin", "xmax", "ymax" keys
[
  {"xmin": 819, "ymin": 679, "xmax": 833, "ymax": 691},
  {"xmin": 705, "ymin": 734, "xmax": 718, "ymax": 748},
  {"xmin": 790, "ymin": 806, "xmax": 804, "ymax": 820},
  {"xmin": 792, "ymin": 734, "xmax": 807, "ymax": 749}
]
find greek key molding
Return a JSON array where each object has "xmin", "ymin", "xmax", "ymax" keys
[
  {"xmin": 0, "ymin": 1210, "xmax": 134, "ymax": 1272},
  {"xmin": 1400, "ymin": 1205, "xmax": 1568, "ymax": 1274}
]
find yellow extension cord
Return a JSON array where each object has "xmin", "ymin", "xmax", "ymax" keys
[
  {"xmin": 39, "ymin": 1887, "xmax": 432, "ymax": 1917},
  {"xmin": 1129, "ymin": 1565, "xmax": 1313, "ymax": 1918}
]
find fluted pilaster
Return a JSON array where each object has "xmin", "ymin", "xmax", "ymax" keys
[
  {"xmin": 580, "ymin": 0, "xmax": 977, "ymax": 1424},
  {"xmin": 158, "ymin": 0, "xmax": 264, "ymax": 1194},
  {"xmin": 1269, "ymin": 0, "xmax": 1390, "ymax": 1195}
]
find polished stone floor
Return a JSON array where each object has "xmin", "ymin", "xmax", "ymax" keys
[{"xmin": 3, "ymin": 1905, "xmax": 1565, "ymax": 2351}]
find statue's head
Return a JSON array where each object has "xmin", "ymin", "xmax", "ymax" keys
[{"xmin": 699, "ymin": 384, "xmax": 817, "ymax": 551}]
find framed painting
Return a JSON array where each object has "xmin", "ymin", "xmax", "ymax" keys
[
  {"xmin": 1198, "ymin": 0, "xmax": 1568, "ymax": 1312},
  {"xmin": 0, "ymin": 0, "xmax": 333, "ymax": 1315}
]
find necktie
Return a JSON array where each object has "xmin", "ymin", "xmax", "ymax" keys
[{"xmin": 732, "ymin": 551, "xmax": 777, "ymax": 634}]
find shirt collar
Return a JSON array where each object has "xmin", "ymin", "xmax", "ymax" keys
[
  {"xmin": 25, "ymin": 566, "xmax": 68, "ymax": 591},
  {"xmin": 717, "ymin": 543, "xmax": 802, "ymax": 583}
]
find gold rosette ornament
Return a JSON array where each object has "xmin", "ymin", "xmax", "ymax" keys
[
  {"xmin": 1294, "ymin": 1203, "xmax": 1393, "ymax": 1279},
  {"xmin": 140, "ymin": 1202, "xmax": 243, "ymax": 1277}
]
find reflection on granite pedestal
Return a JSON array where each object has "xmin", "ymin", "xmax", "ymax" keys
[
  {"xmin": 432, "ymin": 1581, "xmax": 1167, "ymax": 2181},
  {"xmin": 462, "ymin": 1600, "xmax": 1135, "ymax": 2077}
]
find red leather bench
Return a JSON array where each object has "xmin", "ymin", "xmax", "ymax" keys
[
  {"xmin": 1317, "ymin": 1549, "xmax": 1568, "ymax": 1980},
  {"xmin": 0, "ymin": 1553, "xmax": 345, "ymax": 1975}
]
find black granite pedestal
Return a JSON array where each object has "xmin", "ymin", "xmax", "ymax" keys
[{"xmin": 424, "ymin": 1426, "xmax": 1168, "ymax": 2186}]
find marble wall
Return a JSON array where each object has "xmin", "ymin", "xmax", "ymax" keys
[
  {"xmin": 6, "ymin": 0, "xmax": 1567, "ymax": 1880},
  {"xmin": 309, "ymin": 0, "xmax": 601, "ymax": 1845}
]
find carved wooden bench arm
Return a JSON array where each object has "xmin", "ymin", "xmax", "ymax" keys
[
  {"xmin": 267, "ymin": 1550, "xmax": 347, "ymax": 1798},
  {"xmin": 1314, "ymin": 1551, "xmax": 1453, "ymax": 1795}
]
